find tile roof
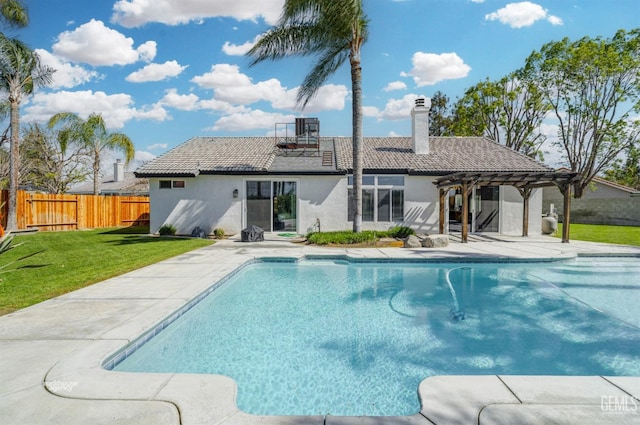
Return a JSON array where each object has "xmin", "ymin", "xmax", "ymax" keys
[
  {"xmin": 334, "ymin": 137, "xmax": 551, "ymax": 173},
  {"xmin": 135, "ymin": 137, "xmax": 276, "ymax": 176},
  {"xmin": 135, "ymin": 135, "xmax": 552, "ymax": 177}
]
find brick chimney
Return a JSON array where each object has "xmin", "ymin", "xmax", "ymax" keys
[
  {"xmin": 412, "ymin": 97, "xmax": 431, "ymax": 154},
  {"xmin": 114, "ymin": 159, "xmax": 125, "ymax": 182}
]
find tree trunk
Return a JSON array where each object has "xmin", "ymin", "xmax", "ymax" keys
[
  {"xmin": 93, "ymin": 146, "xmax": 100, "ymax": 196},
  {"xmin": 7, "ymin": 99, "xmax": 20, "ymax": 231},
  {"xmin": 351, "ymin": 58, "xmax": 363, "ymax": 233},
  {"xmin": 573, "ymin": 181, "xmax": 584, "ymax": 199}
]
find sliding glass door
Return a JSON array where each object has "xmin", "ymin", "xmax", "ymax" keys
[{"xmin": 246, "ymin": 180, "xmax": 297, "ymax": 232}]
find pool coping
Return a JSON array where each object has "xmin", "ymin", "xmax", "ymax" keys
[{"xmin": 1, "ymin": 235, "xmax": 639, "ymax": 425}]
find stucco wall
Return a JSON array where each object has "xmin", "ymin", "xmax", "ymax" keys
[
  {"xmin": 500, "ymin": 186, "xmax": 543, "ymax": 235},
  {"xmin": 148, "ymin": 176, "xmax": 244, "ymax": 235},
  {"xmin": 402, "ymin": 176, "xmax": 439, "ymax": 234},
  {"xmin": 148, "ymin": 175, "xmax": 542, "ymax": 236},
  {"xmin": 297, "ymin": 175, "xmax": 347, "ymax": 233},
  {"xmin": 149, "ymin": 175, "xmax": 349, "ymax": 235}
]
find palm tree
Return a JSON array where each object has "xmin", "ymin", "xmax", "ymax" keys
[
  {"xmin": 0, "ymin": 34, "xmax": 54, "ymax": 230},
  {"xmin": 0, "ymin": 0, "xmax": 28, "ymax": 28},
  {"xmin": 47, "ymin": 112, "xmax": 135, "ymax": 195},
  {"xmin": 247, "ymin": 0, "xmax": 369, "ymax": 232}
]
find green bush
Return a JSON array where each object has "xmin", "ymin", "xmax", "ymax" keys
[
  {"xmin": 213, "ymin": 228, "xmax": 225, "ymax": 239},
  {"xmin": 388, "ymin": 226, "xmax": 415, "ymax": 238},
  {"xmin": 158, "ymin": 224, "xmax": 177, "ymax": 236},
  {"xmin": 306, "ymin": 230, "xmax": 378, "ymax": 245}
]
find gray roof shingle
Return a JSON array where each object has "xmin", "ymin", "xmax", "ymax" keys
[
  {"xmin": 135, "ymin": 136, "xmax": 552, "ymax": 177},
  {"xmin": 335, "ymin": 137, "xmax": 551, "ymax": 174}
]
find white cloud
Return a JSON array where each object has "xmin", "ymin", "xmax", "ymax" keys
[
  {"xmin": 191, "ymin": 64, "xmax": 347, "ymax": 113},
  {"xmin": 35, "ymin": 49, "xmax": 100, "ymax": 89},
  {"xmin": 159, "ymin": 88, "xmax": 200, "ymax": 111},
  {"xmin": 401, "ymin": 52, "xmax": 471, "ymax": 86},
  {"xmin": 298, "ymin": 84, "xmax": 348, "ymax": 113},
  {"xmin": 146, "ymin": 143, "xmax": 168, "ymax": 151},
  {"xmin": 52, "ymin": 19, "xmax": 156, "ymax": 66},
  {"xmin": 132, "ymin": 151, "xmax": 157, "ymax": 170},
  {"xmin": 380, "ymin": 94, "xmax": 425, "ymax": 121},
  {"xmin": 547, "ymin": 15, "xmax": 563, "ymax": 26},
  {"xmin": 362, "ymin": 106, "xmax": 380, "ymax": 117},
  {"xmin": 135, "ymin": 103, "xmax": 170, "ymax": 122},
  {"xmin": 136, "ymin": 41, "xmax": 157, "ymax": 62},
  {"xmin": 126, "ymin": 60, "xmax": 187, "ymax": 83},
  {"xmin": 23, "ymin": 90, "xmax": 168, "ymax": 129},
  {"xmin": 210, "ymin": 109, "xmax": 296, "ymax": 132},
  {"xmin": 485, "ymin": 2, "xmax": 563, "ymax": 28},
  {"xmin": 384, "ymin": 81, "xmax": 407, "ymax": 92},
  {"xmin": 222, "ymin": 36, "xmax": 260, "ymax": 56},
  {"xmin": 111, "ymin": 0, "xmax": 284, "ymax": 27},
  {"xmin": 198, "ymin": 98, "xmax": 249, "ymax": 114}
]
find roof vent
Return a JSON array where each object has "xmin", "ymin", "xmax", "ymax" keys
[{"xmin": 415, "ymin": 97, "xmax": 426, "ymax": 108}]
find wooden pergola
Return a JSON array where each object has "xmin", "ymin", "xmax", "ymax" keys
[{"xmin": 434, "ymin": 171, "xmax": 580, "ymax": 243}]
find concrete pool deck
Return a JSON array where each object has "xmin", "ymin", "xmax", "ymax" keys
[{"xmin": 1, "ymin": 234, "xmax": 639, "ymax": 425}]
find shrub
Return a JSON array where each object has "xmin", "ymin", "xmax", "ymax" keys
[
  {"xmin": 158, "ymin": 224, "xmax": 177, "ymax": 236},
  {"xmin": 306, "ymin": 230, "xmax": 378, "ymax": 245},
  {"xmin": 213, "ymin": 228, "xmax": 225, "ymax": 239},
  {"xmin": 388, "ymin": 226, "xmax": 415, "ymax": 239}
]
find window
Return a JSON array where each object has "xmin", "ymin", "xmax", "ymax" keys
[
  {"xmin": 159, "ymin": 180, "xmax": 185, "ymax": 189},
  {"xmin": 347, "ymin": 175, "xmax": 404, "ymax": 222}
]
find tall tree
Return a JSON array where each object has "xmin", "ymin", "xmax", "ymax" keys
[
  {"xmin": 603, "ymin": 142, "xmax": 640, "ymax": 190},
  {"xmin": 521, "ymin": 29, "xmax": 640, "ymax": 198},
  {"xmin": 247, "ymin": 0, "xmax": 369, "ymax": 232},
  {"xmin": 47, "ymin": 113, "xmax": 134, "ymax": 195},
  {"xmin": 452, "ymin": 74, "xmax": 549, "ymax": 159},
  {"xmin": 0, "ymin": 35, "xmax": 54, "ymax": 230},
  {"xmin": 0, "ymin": 0, "xmax": 28, "ymax": 28},
  {"xmin": 429, "ymin": 91, "xmax": 454, "ymax": 137},
  {"xmin": 19, "ymin": 123, "xmax": 91, "ymax": 193}
]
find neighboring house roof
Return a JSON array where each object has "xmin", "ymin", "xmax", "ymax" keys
[
  {"xmin": 554, "ymin": 167, "xmax": 639, "ymax": 195},
  {"xmin": 70, "ymin": 172, "xmax": 149, "ymax": 195},
  {"xmin": 135, "ymin": 136, "xmax": 552, "ymax": 178}
]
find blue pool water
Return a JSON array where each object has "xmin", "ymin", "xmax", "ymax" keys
[{"xmin": 113, "ymin": 256, "xmax": 640, "ymax": 416}]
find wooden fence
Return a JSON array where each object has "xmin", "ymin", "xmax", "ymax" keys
[{"xmin": 1, "ymin": 190, "xmax": 149, "ymax": 232}]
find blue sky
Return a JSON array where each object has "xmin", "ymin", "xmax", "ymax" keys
[{"xmin": 12, "ymin": 0, "xmax": 640, "ymax": 168}]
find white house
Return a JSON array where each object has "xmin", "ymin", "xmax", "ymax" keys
[{"xmin": 136, "ymin": 99, "xmax": 558, "ymax": 237}]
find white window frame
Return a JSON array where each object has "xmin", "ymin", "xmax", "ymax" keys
[
  {"xmin": 347, "ymin": 175, "xmax": 405, "ymax": 223},
  {"xmin": 159, "ymin": 179, "xmax": 186, "ymax": 189}
]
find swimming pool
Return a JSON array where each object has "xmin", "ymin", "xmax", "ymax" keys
[{"xmin": 111, "ymin": 256, "xmax": 640, "ymax": 416}]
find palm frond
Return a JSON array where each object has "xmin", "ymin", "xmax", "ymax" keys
[
  {"xmin": 298, "ymin": 45, "xmax": 349, "ymax": 107},
  {"xmin": 0, "ymin": 0, "xmax": 28, "ymax": 28}
]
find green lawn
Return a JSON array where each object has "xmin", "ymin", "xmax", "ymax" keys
[
  {"xmin": 0, "ymin": 227, "xmax": 213, "ymax": 315},
  {"xmin": 557, "ymin": 223, "xmax": 640, "ymax": 246}
]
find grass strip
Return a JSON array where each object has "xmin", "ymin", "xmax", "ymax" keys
[{"xmin": 0, "ymin": 227, "xmax": 212, "ymax": 315}]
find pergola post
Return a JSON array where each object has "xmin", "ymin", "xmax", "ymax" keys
[
  {"xmin": 439, "ymin": 188, "xmax": 446, "ymax": 234},
  {"xmin": 461, "ymin": 181, "xmax": 469, "ymax": 243},
  {"xmin": 560, "ymin": 184, "xmax": 572, "ymax": 243},
  {"xmin": 517, "ymin": 187, "xmax": 533, "ymax": 237}
]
